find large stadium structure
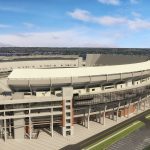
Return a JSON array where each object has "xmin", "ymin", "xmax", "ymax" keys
[{"xmin": 0, "ymin": 54, "xmax": 150, "ymax": 140}]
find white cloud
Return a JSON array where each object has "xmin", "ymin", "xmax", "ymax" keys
[
  {"xmin": 131, "ymin": 11, "xmax": 141, "ymax": 17},
  {"xmin": 68, "ymin": 9, "xmax": 127, "ymax": 26},
  {"xmin": 128, "ymin": 19, "xmax": 150, "ymax": 30},
  {"xmin": 0, "ymin": 29, "xmax": 119, "ymax": 47},
  {"xmin": 0, "ymin": 24, "xmax": 12, "ymax": 28},
  {"xmin": 23, "ymin": 22, "xmax": 35, "ymax": 28},
  {"xmin": 0, "ymin": 6, "xmax": 27, "ymax": 13},
  {"xmin": 98, "ymin": 0, "xmax": 120, "ymax": 5},
  {"xmin": 69, "ymin": 9, "xmax": 150, "ymax": 30},
  {"xmin": 96, "ymin": 16, "xmax": 127, "ymax": 25},
  {"xmin": 130, "ymin": 0, "xmax": 139, "ymax": 4},
  {"xmin": 68, "ymin": 9, "xmax": 91, "ymax": 21}
]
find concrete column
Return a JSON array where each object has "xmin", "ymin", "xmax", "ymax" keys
[
  {"xmin": 82, "ymin": 112, "xmax": 86, "ymax": 127},
  {"xmin": 99, "ymin": 111, "xmax": 101, "ymax": 124},
  {"xmin": 3, "ymin": 106, "xmax": 7, "ymax": 141},
  {"xmin": 124, "ymin": 104, "xmax": 126, "ymax": 117},
  {"xmin": 4, "ymin": 110, "xmax": 7, "ymax": 141},
  {"xmin": 116, "ymin": 102, "xmax": 120, "ymax": 122},
  {"xmin": 87, "ymin": 106, "xmax": 91, "ymax": 129},
  {"xmin": 144, "ymin": 100, "xmax": 146, "ymax": 111},
  {"xmin": 139, "ymin": 99, "xmax": 142, "ymax": 110},
  {"xmin": 137, "ymin": 99, "xmax": 140, "ymax": 114},
  {"xmin": 13, "ymin": 93, "xmax": 25, "ymax": 139},
  {"xmin": 103, "ymin": 105, "xmax": 107, "ymax": 125},
  {"xmin": 127, "ymin": 101, "xmax": 130, "ymax": 118},
  {"xmin": 148, "ymin": 97, "xmax": 150, "ymax": 107},
  {"xmin": 29, "ymin": 106, "xmax": 32, "ymax": 140},
  {"xmin": 112, "ymin": 106, "xmax": 115, "ymax": 121},
  {"xmin": 62, "ymin": 87, "xmax": 73, "ymax": 136},
  {"xmin": 51, "ymin": 108, "xmax": 53, "ymax": 137},
  {"xmin": 29, "ymin": 117, "xmax": 32, "ymax": 139},
  {"xmin": 4, "ymin": 119, "xmax": 7, "ymax": 141},
  {"xmin": 9, "ymin": 119, "xmax": 12, "ymax": 137},
  {"xmin": 0, "ymin": 120, "xmax": 3, "ymax": 138}
]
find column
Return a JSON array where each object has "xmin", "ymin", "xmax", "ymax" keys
[
  {"xmin": 127, "ymin": 101, "xmax": 130, "ymax": 118},
  {"xmin": 116, "ymin": 102, "xmax": 120, "ymax": 122},
  {"xmin": 144, "ymin": 100, "xmax": 146, "ymax": 111},
  {"xmin": 29, "ymin": 117, "xmax": 32, "ymax": 139},
  {"xmin": 103, "ymin": 105, "xmax": 107, "ymax": 125},
  {"xmin": 87, "ymin": 106, "xmax": 91, "ymax": 129},
  {"xmin": 9, "ymin": 119, "xmax": 12, "ymax": 137},
  {"xmin": 82, "ymin": 112, "xmax": 85, "ymax": 127},
  {"xmin": 0, "ymin": 120, "xmax": 3, "ymax": 138},
  {"xmin": 51, "ymin": 108, "xmax": 53, "ymax": 137},
  {"xmin": 99, "ymin": 111, "xmax": 101, "ymax": 124},
  {"xmin": 13, "ymin": 93, "xmax": 25, "ymax": 139},
  {"xmin": 62, "ymin": 87, "xmax": 73, "ymax": 136},
  {"xmin": 112, "ymin": 106, "xmax": 115, "ymax": 121},
  {"xmin": 137, "ymin": 100, "xmax": 140, "ymax": 113},
  {"xmin": 29, "ymin": 105, "xmax": 32, "ymax": 140},
  {"xmin": 4, "ymin": 110, "xmax": 7, "ymax": 141}
]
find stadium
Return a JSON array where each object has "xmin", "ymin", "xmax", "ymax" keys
[{"xmin": 0, "ymin": 54, "xmax": 150, "ymax": 141}]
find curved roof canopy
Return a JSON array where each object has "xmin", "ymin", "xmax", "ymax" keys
[{"xmin": 8, "ymin": 61, "xmax": 150, "ymax": 79}]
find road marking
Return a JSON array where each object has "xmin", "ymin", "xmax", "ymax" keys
[{"xmin": 86, "ymin": 121, "xmax": 141, "ymax": 150}]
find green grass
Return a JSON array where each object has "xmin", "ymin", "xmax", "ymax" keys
[
  {"xmin": 145, "ymin": 114, "xmax": 150, "ymax": 120},
  {"xmin": 144, "ymin": 145, "xmax": 150, "ymax": 150},
  {"xmin": 84, "ymin": 121, "xmax": 145, "ymax": 150}
]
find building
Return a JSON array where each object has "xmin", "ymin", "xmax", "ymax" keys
[
  {"xmin": 0, "ymin": 55, "xmax": 83, "ymax": 73},
  {"xmin": 0, "ymin": 55, "xmax": 150, "ymax": 140}
]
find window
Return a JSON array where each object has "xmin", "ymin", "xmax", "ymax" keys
[
  {"xmin": 66, "ymin": 119, "xmax": 70, "ymax": 123},
  {"xmin": 66, "ymin": 131, "xmax": 71, "ymax": 135},
  {"xmin": 66, "ymin": 100, "xmax": 70, "ymax": 103},
  {"xmin": 66, "ymin": 106, "xmax": 70, "ymax": 110},
  {"xmin": 66, "ymin": 112, "xmax": 70, "ymax": 117},
  {"xmin": 66, "ymin": 126, "xmax": 71, "ymax": 129}
]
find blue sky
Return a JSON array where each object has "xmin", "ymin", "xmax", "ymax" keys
[{"xmin": 0, "ymin": 0, "xmax": 150, "ymax": 47}]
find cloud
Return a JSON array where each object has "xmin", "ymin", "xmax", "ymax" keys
[
  {"xmin": 23, "ymin": 22, "xmax": 35, "ymax": 28},
  {"xmin": 0, "ymin": 29, "xmax": 119, "ymax": 47},
  {"xmin": 128, "ymin": 19, "xmax": 150, "ymax": 30},
  {"xmin": 130, "ymin": 0, "xmax": 139, "ymax": 4},
  {"xmin": 69, "ymin": 9, "xmax": 150, "ymax": 30},
  {"xmin": 98, "ymin": 0, "xmax": 120, "ymax": 5},
  {"xmin": 131, "ymin": 11, "xmax": 141, "ymax": 18},
  {"xmin": 96, "ymin": 16, "xmax": 127, "ymax": 25},
  {"xmin": 68, "ymin": 9, "xmax": 127, "ymax": 26},
  {"xmin": 0, "ymin": 24, "xmax": 12, "ymax": 28},
  {"xmin": 0, "ymin": 42, "xmax": 14, "ymax": 47},
  {"xmin": 68, "ymin": 9, "xmax": 91, "ymax": 22},
  {"xmin": 0, "ymin": 6, "xmax": 26, "ymax": 13}
]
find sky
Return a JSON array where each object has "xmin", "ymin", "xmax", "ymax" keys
[{"xmin": 0, "ymin": 0, "xmax": 150, "ymax": 47}]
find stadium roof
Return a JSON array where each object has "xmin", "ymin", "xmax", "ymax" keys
[{"xmin": 8, "ymin": 61, "xmax": 150, "ymax": 79}]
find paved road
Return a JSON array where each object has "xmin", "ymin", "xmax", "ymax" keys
[{"xmin": 61, "ymin": 110, "xmax": 150, "ymax": 150}]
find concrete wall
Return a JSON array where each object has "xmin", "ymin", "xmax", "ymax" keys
[{"xmin": 0, "ymin": 58, "xmax": 82, "ymax": 72}]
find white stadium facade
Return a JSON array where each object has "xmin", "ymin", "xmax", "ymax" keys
[{"xmin": 0, "ymin": 54, "xmax": 150, "ymax": 140}]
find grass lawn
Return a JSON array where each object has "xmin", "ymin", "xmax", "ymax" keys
[
  {"xmin": 144, "ymin": 145, "xmax": 150, "ymax": 150},
  {"xmin": 145, "ymin": 114, "xmax": 150, "ymax": 120},
  {"xmin": 84, "ymin": 121, "xmax": 145, "ymax": 150}
]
